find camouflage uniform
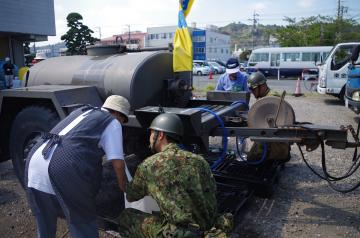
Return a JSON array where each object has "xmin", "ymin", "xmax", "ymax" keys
[
  {"xmin": 247, "ymin": 89, "xmax": 290, "ymax": 161},
  {"xmin": 118, "ymin": 143, "xmax": 232, "ymax": 237}
]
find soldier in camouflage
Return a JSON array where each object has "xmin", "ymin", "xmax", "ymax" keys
[
  {"xmin": 247, "ymin": 71, "xmax": 280, "ymax": 99},
  {"xmin": 117, "ymin": 113, "xmax": 232, "ymax": 237},
  {"xmin": 247, "ymin": 71, "xmax": 290, "ymax": 161}
]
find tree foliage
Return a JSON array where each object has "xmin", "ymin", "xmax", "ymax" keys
[
  {"xmin": 61, "ymin": 12, "xmax": 98, "ymax": 55},
  {"xmin": 239, "ymin": 49, "xmax": 252, "ymax": 62},
  {"xmin": 272, "ymin": 15, "xmax": 360, "ymax": 47}
]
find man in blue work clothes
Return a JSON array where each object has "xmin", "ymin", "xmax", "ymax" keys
[
  {"xmin": 215, "ymin": 58, "xmax": 249, "ymax": 92},
  {"xmin": 26, "ymin": 95, "xmax": 130, "ymax": 238}
]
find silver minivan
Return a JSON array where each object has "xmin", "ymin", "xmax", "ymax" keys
[{"xmin": 193, "ymin": 63, "xmax": 210, "ymax": 76}]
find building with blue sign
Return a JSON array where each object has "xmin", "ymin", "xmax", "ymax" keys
[{"xmin": 147, "ymin": 25, "xmax": 231, "ymax": 62}]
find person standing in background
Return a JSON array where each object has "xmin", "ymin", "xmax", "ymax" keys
[{"xmin": 2, "ymin": 57, "xmax": 15, "ymax": 89}]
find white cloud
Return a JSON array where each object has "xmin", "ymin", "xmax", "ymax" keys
[
  {"xmin": 297, "ymin": 0, "xmax": 314, "ymax": 8},
  {"xmin": 253, "ymin": 2, "xmax": 266, "ymax": 12}
]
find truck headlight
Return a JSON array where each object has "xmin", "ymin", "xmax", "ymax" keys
[
  {"xmin": 318, "ymin": 69, "xmax": 326, "ymax": 87},
  {"xmin": 352, "ymin": 91, "xmax": 360, "ymax": 101}
]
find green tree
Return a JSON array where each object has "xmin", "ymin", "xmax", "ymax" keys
[
  {"xmin": 239, "ymin": 49, "xmax": 252, "ymax": 62},
  {"xmin": 272, "ymin": 15, "xmax": 360, "ymax": 47},
  {"xmin": 61, "ymin": 12, "xmax": 98, "ymax": 55}
]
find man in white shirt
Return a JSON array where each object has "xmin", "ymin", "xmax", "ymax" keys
[{"xmin": 26, "ymin": 95, "xmax": 130, "ymax": 238}]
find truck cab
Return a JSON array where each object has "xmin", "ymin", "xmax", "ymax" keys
[
  {"xmin": 345, "ymin": 45, "xmax": 360, "ymax": 113},
  {"xmin": 317, "ymin": 42, "xmax": 360, "ymax": 100}
]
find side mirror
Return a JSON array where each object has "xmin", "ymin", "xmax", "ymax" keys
[{"xmin": 350, "ymin": 45, "xmax": 360, "ymax": 65}]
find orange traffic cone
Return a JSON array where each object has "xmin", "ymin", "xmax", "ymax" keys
[
  {"xmin": 293, "ymin": 77, "xmax": 303, "ymax": 97},
  {"xmin": 209, "ymin": 70, "xmax": 213, "ymax": 80}
]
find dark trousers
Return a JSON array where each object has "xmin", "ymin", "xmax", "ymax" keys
[{"xmin": 28, "ymin": 188, "xmax": 99, "ymax": 238}]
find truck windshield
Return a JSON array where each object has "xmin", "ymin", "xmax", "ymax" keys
[{"xmin": 331, "ymin": 45, "xmax": 354, "ymax": 70}]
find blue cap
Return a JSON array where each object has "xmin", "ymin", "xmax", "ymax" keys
[{"xmin": 225, "ymin": 58, "xmax": 240, "ymax": 74}]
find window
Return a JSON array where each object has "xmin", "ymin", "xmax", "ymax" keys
[
  {"xmin": 194, "ymin": 47, "xmax": 205, "ymax": 53},
  {"xmin": 249, "ymin": 53, "xmax": 269, "ymax": 62},
  {"xmin": 161, "ymin": 33, "xmax": 167, "ymax": 39},
  {"xmin": 208, "ymin": 47, "xmax": 212, "ymax": 53},
  {"xmin": 302, "ymin": 52, "xmax": 320, "ymax": 61},
  {"xmin": 283, "ymin": 53, "xmax": 300, "ymax": 62},
  {"xmin": 226, "ymin": 49, "xmax": 229, "ymax": 54},
  {"xmin": 210, "ymin": 37, "xmax": 214, "ymax": 43},
  {"xmin": 193, "ymin": 36, "xmax": 205, "ymax": 42},
  {"xmin": 331, "ymin": 45, "xmax": 354, "ymax": 70},
  {"xmin": 322, "ymin": 52, "xmax": 329, "ymax": 60},
  {"xmin": 155, "ymin": 34, "xmax": 159, "ymax": 39},
  {"xmin": 168, "ymin": 32, "xmax": 173, "ymax": 38},
  {"xmin": 214, "ymin": 48, "xmax": 217, "ymax": 53},
  {"xmin": 221, "ymin": 49, "xmax": 224, "ymax": 54}
]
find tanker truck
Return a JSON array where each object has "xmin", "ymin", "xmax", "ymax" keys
[
  {"xmin": 0, "ymin": 44, "xmax": 253, "ymax": 220},
  {"xmin": 0, "ymin": 45, "xmax": 359, "ymax": 228}
]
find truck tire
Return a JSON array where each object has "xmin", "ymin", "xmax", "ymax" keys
[
  {"xmin": 339, "ymin": 87, "xmax": 346, "ymax": 103},
  {"xmin": 9, "ymin": 106, "xmax": 59, "ymax": 187}
]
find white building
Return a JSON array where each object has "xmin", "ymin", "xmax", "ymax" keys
[{"xmin": 146, "ymin": 25, "xmax": 231, "ymax": 62}]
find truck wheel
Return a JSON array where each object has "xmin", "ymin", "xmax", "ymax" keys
[
  {"xmin": 339, "ymin": 87, "xmax": 346, "ymax": 103},
  {"xmin": 9, "ymin": 106, "xmax": 59, "ymax": 187}
]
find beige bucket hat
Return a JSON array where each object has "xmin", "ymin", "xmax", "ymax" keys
[{"xmin": 103, "ymin": 95, "xmax": 130, "ymax": 122}]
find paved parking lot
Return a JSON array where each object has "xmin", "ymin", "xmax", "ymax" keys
[{"xmin": 193, "ymin": 75, "xmax": 310, "ymax": 94}]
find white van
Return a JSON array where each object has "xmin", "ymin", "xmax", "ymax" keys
[
  {"xmin": 247, "ymin": 46, "xmax": 332, "ymax": 77},
  {"xmin": 317, "ymin": 42, "xmax": 360, "ymax": 99}
]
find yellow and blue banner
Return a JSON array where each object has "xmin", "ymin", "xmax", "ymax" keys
[{"xmin": 173, "ymin": 0, "xmax": 194, "ymax": 72}]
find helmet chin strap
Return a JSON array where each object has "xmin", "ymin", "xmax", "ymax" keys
[{"xmin": 150, "ymin": 130, "xmax": 159, "ymax": 154}]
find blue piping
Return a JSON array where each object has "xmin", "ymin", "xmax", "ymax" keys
[{"xmin": 192, "ymin": 107, "xmax": 227, "ymax": 170}]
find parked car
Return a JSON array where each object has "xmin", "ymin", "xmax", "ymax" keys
[
  {"xmin": 301, "ymin": 68, "xmax": 318, "ymax": 81},
  {"xmin": 193, "ymin": 63, "xmax": 210, "ymax": 76},
  {"xmin": 213, "ymin": 60, "xmax": 225, "ymax": 67},
  {"xmin": 208, "ymin": 61, "xmax": 226, "ymax": 74},
  {"xmin": 193, "ymin": 60, "xmax": 215, "ymax": 74}
]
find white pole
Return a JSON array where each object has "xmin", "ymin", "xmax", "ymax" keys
[{"xmin": 277, "ymin": 68, "xmax": 280, "ymax": 80}]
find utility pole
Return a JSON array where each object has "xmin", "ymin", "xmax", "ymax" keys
[
  {"xmin": 96, "ymin": 26, "xmax": 102, "ymax": 40},
  {"xmin": 336, "ymin": 0, "xmax": 348, "ymax": 42},
  {"xmin": 127, "ymin": 24, "xmax": 131, "ymax": 44},
  {"xmin": 248, "ymin": 11, "xmax": 259, "ymax": 49},
  {"xmin": 337, "ymin": 0, "xmax": 341, "ymax": 20},
  {"xmin": 337, "ymin": 0, "xmax": 348, "ymax": 21},
  {"xmin": 320, "ymin": 24, "xmax": 324, "ymax": 44}
]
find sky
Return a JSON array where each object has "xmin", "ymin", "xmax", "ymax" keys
[{"xmin": 39, "ymin": 0, "xmax": 360, "ymax": 46}]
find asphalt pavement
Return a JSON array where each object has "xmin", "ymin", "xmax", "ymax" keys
[{"xmin": 193, "ymin": 74, "xmax": 310, "ymax": 94}]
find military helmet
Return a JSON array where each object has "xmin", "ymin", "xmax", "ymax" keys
[
  {"xmin": 149, "ymin": 113, "xmax": 184, "ymax": 141},
  {"xmin": 248, "ymin": 71, "xmax": 267, "ymax": 89}
]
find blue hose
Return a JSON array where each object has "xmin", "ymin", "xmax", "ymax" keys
[
  {"xmin": 192, "ymin": 100, "xmax": 250, "ymax": 170},
  {"xmin": 230, "ymin": 99, "xmax": 249, "ymax": 109},
  {"xmin": 231, "ymin": 99, "xmax": 267, "ymax": 164},
  {"xmin": 192, "ymin": 107, "xmax": 227, "ymax": 170}
]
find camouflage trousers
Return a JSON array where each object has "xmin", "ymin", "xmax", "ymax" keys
[{"xmin": 117, "ymin": 208, "xmax": 232, "ymax": 238}]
